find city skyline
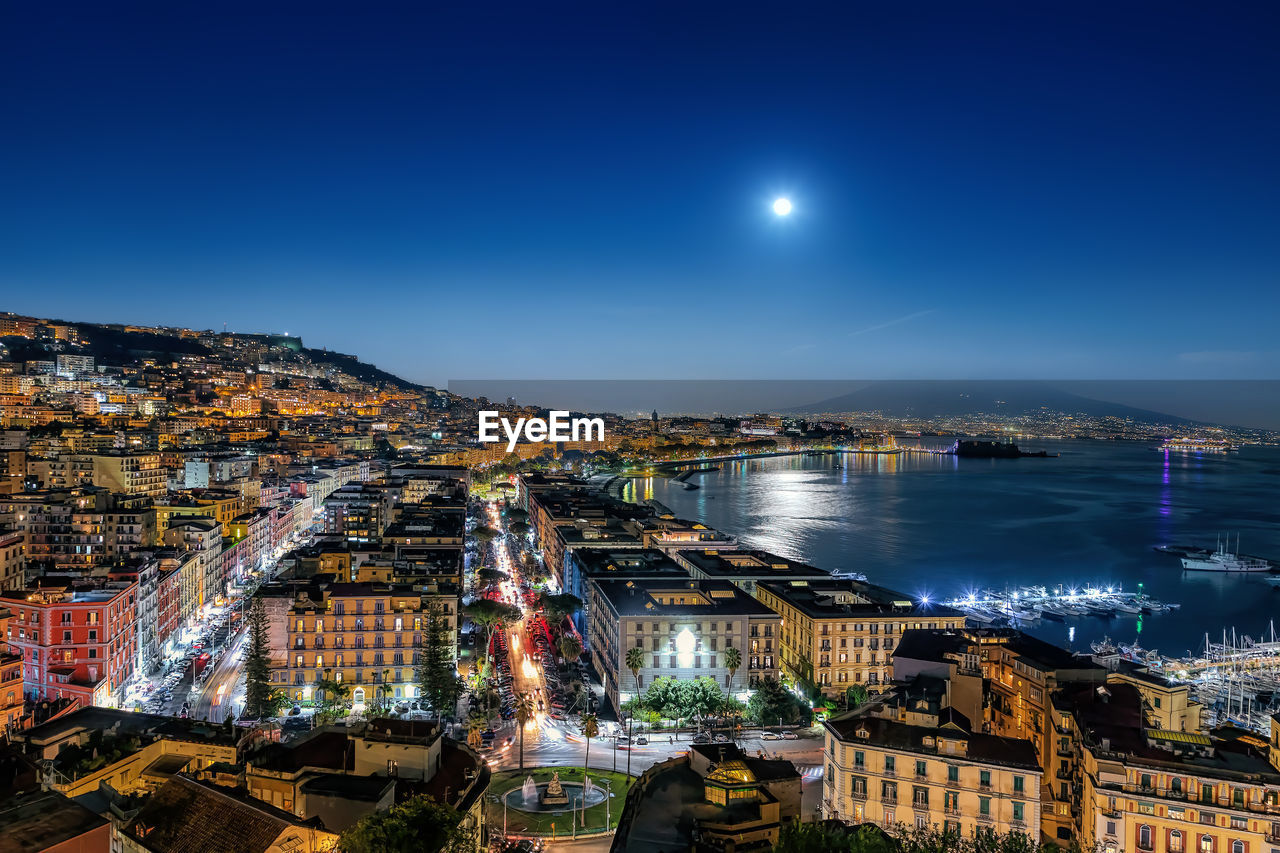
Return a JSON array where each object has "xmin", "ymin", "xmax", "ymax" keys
[{"xmin": 4, "ymin": 3, "xmax": 1280, "ymax": 386}]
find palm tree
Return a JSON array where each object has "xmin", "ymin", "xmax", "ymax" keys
[
  {"xmin": 514, "ymin": 692, "xmax": 537, "ymax": 770},
  {"xmin": 580, "ymin": 712, "xmax": 599, "ymax": 778},
  {"xmin": 559, "ymin": 633, "xmax": 583, "ymax": 666},
  {"xmin": 466, "ymin": 710, "xmax": 486, "ymax": 748},
  {"xmin": 723, "ymin": 646, "xmax": 742, "ymax": 696},
  {"xmin": 625, "ymin": 646, "xmax": 646, "ymax": 692},
  {"xmin": 375, "ymin": 668, "xmax": 393, "ymax": 713},
  {"xmin": 314, "ymin": 668, "xmax": 350, "ymax": 723}
]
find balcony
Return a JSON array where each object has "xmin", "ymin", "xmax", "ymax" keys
[
  {"xmin": 852, "ymin": 790, "xmax": 868, "ymax": 801},
  {"xmin": 976, "ymin": 813, "xmax": 993, "ymax": 824},
  {"xmin": 882, "ymin": 795, "xmax": 898, "ymax": 806},
  {"xmin": 883, "ymin": 768, "xmax": 896, "ymax": 777},
  {"xmin": 945, "ymin": 806, "xmax": 961, "ymax": 817}
]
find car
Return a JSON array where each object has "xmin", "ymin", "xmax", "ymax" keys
[
  {"xmin": 713, "ymin": 734, "xmax": 729, "ymax": 743},
  {"xmin": 636, "ymin": 736, "xmax": 648, "ymax": 745},
  {"xmin": 692, "ymin": 733, "xmax": 711, "ymax": 744},
  {"xmin": 780, "ymin": 731, "xmax": 799, "ymax": 740},
  {"xmin": 761, "ymin": 732, "xmax": 779, "ymax": 740}
]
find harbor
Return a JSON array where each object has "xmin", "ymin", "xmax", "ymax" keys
[{"xmin": 942, "ymin": 583, "xmax": 1178, "ymax": 627}]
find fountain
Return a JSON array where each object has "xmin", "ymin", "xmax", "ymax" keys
[
  {"xmin": 502, "ymin": 771, "xmax": 608, "ymax": 814},
  {"xmin": 540, "ymin": 770, "xmax": 571, "ymax": 807}
]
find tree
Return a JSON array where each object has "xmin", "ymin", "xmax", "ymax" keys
[
  {"xmin": 536, "ymin": 592, "xmax": 582, "ymax": 633},
  {"xmin": 314, "ymin": 668, "xmax": 350, "ymax": 725},
  {"xmin": 338, "ymin": 794, "xmax": 471, "ymax": 853},
  {"xmin": 747, "ymin": 675, "xmax": 811, "ymax": 727},
  {"xmin": 416, "ymin": 603, "xmax": 462, "ymax": 721},
  {"xmin": 625, "ymin": 646, "xmax": 645, "ymax": 690},
  {"xmin": 558, "ymin": 633, "xmax": 582, "ymax": 665},
  {"xmin": 463, "ymin": 599, "xmax": 522, "ymax": 655},
  {"xmin": 371, "ymin": 668, "xmax": 393, "ymax": 715},
  {"xmin": 471, "ymin": 525, "xmax": 498, "ymax": 544},
  {"xmin": 476, "ymin": 567, "xmax": 508, "ymax": 587},
  {"xmin": 631, "ymin": 676, "xmax": 726, "ymax": 721},
  {"xmin": 771, "ymin": 820, "xmax": 901, "ymax": 853},
  {"xmin": 579, "ymin": 712, "xmax": 599, "ymax": 776},
  {"xmin": 465, "ymin": 711, "xmax": 486, "ymax": 749},
  {"xmin": 845, "ymin": 683, "xmax": 870, "ymax": 710},
  {"xmin": 510, "ymin": 521, "xmax": 531, "ymax": 537},
  {"xmin": 723, "ymin": 646, "xmax": 741, "ymax": 696},
  {"xmin": 514, "ymin": 692, "xmax": 536, "ymax": 770},
  {"xmin": 243, "ymin": 596, "xmax": 280, "ymax": 719}
]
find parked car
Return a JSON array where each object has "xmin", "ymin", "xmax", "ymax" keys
[{"xmin": 780, "ymin": 731, "xmax": 799, "ymax": 740}]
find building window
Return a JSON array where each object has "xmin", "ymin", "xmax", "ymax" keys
[
  {"xmin": 979, "ymin": 770, "xmax": 991, "ymax": 789},
  {"xmin": 854, "ymin": 750, "xmax": 864, "ymax": 769},
  {"xmin": 979, "ymin": 797, "xmax": 991, "ymax": 817},
  {"xmin": 916, "ymin": 760, "xmax": 927, "ymax": 778},
  {"xmin": 1170, "ymin": 831, "xmax": 1184, "ymax": 853},
  {"xmin": 1198, "ymin": 835, "xmax": 1213, "ymax": 853},
  {"xmin": 1229, "ymin": 842, "xmax": 1243, "ymax": 853},
  {"xmin": 1012, "ymin": 802, "xmax": 1024, "ymax": 823},
  {"xmin": 1138, "ymin": 826, "xmax": 1153, "ymax": 851},
  {"xmin": 884, "ymin": 756, "xmax": 895, "ymax": 775},
  {"xmin": 1013, "ymin": 775, "xmax": 1024, "ymax": 794}
]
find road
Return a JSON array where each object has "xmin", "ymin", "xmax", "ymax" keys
[{"xmin": 191, "ymin": 623, "xmax": 250, "ymax": 722}]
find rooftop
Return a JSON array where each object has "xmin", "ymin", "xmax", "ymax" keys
[
  {"xmin": 825, "ymin": 715, "xmax": 1041, "ymax": 771},
  {"xmin": 592, "ymin": 578, "xmax": 777, "ymax": 618},
  {"xmin": 676, "ymin": 548, "xmax": 833, "ymax": 581},
  {"xmin": 756, "ymin": 579, "xmax": 963, "ymax": 620},
  {"xmin": 122, "ymin": 775, "xmax": 326, "ymax": 853},
  {"xmin": 0, "ymin": 789, "xmax": 108, "ymax": 853}
]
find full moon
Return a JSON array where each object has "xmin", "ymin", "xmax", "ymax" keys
[{"xmin": 772, "ymin": 197, "xmax": 792, "ymax": 216}]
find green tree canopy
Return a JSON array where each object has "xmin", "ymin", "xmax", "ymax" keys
[
  {"xmin": 537, "ymin": 592, "xmax": 582, "ymax": 628},
  {"xmin": 338, "ymin": 795, "xmax": 471, "ymax": 853},
  {"xmin": 244, "ymin": 596, "xmax": 283, "ymax": 719},
  {"xmin": 747, "ymin": 676, "xmax": 812, "ymax": 727},
  {"xmin": 632, "ymin": 676, "xmax": 728, "ymax": 720}
]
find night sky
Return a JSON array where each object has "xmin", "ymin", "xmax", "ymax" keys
[{"xmin": 3, "ymin": 2, "xmax": 1278, "ymax": 386}]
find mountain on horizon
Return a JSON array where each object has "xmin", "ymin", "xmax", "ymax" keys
[{"xmin": 786, "ymin": 380, "xmax": 1198, "ymax": 425}]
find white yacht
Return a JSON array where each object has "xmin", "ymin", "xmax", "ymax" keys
[{"xmin": 1181, "ymin": 535, "xmax": 1272, "ymax": 573}]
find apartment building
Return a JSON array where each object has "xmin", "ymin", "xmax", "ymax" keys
[
  {"xmin": 673, "ymin": 548, "xmax": 833, "ymax": 596},
  {"xmin": 323, "ymin": 484, "xmax": 393, "ymax": 545},
  {"xmin": 0, "ymin": 529, "xmax": 25, "ymax": 589},
  {"xmin": 1, "ymin": 580, "xmax": 138, "ymax": 706},
  {"xmin": 163, "ymin": 517, "xmax": 223, "ymax": 619},
  {"xmin": 1, "ymin": 489, "xmax": 154, "ymax": 569},
  {"xmin": 277, "ymin": 582, "xmax": 456, "ymax": 707},
  {"xmin": 587, "ymin": 577, "xmax": 782, "ymax": 710},
  {"xmin": 1058, "ymin": 681, "xmax": 1280, "ymax": 853},
  {"xmin": 756, "ymin": 579, "xmax": 966, "ymax": 698},
  {"xmin": 89, "ymin": 452, "xmax": 166, "ymax": 498},
  {"xmin": 0, "ymin": 606, "xmax": 22, "ymax": 731},
  {"xmin": 154, "ymin": 489, "xmax": 244, "ymax": 539},
  {"xmin": 824, "ymin": 713, "xmax": 1043, "ymax": 837},
  {"xmin": 561, "ymin": 547, "xmax": 688, "ymax": 641}
]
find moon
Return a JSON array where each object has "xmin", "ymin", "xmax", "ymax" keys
[{"xmin": 772, "ymin": 197, "xmax": 792, "ymax": 216}]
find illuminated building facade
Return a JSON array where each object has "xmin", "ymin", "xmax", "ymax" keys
[
  {"xmin": 587, "ymin": 577, "xmax": 781, "ymax": 711},
  {"xmin": 755, "ymin": 579, "xmax": 966, "ymax": 698}
]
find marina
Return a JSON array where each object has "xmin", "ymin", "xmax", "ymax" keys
[{"xmin": 941, "ymin": 584, "xmax": 1177, "ymax": 627}]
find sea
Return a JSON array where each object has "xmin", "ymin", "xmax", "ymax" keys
[{"xmin": 619, "ymin": 439, "xmax": 1280, "ymax": 659}]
